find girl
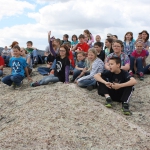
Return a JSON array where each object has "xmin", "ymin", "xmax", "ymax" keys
[
  {"xmin": 104, "ymin": 38, "xmax": 113, "ymax": 57},
  {"xmin": 10, "ymin": 41, "xmax": 19, "ymax": 57},
  {"xmin": 31, "ymin": 45, "xmax": 70, "ymax": 87},
  {"xmin": 129, "ymin": 41, "xmax": 147, "ymax": 80},
  {"xmin": 71, "ymin": 35, "xmax": 78, "ymax": 48},
  {"xmin": 83, "ymin": 29, "xmax": 94, "ymax": 48},
  {"xmin": 123, "ymin": 32, "xmax": 135, "ymax": 56},
  {"xmin": 20, "ymin": 47, "xmax": 32, "ymax": 75},
  {"xmin": 77, "ymin": 48, "xmax": 104, "ymax": 90}
]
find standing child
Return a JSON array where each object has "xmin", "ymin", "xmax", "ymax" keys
[
  {"xmin": 129, "ymin": 40, "xmax": 147, "ymax": 80},
  {"xmin": 123, "ymin": 32, "xmax": 135, "ymax": 56},
  {"xmin": 77, "ymin": 48, "xmax": 104, "ymax": 90},
  {"xmin": 0, "ymin": 56, "xmax": 5, "ymax": 77},
  {"xmin": 104, "ymin": 38, "xmax": 113, "ymax": 57},
  {"xmin": 94, "ymin": 57, "xmax": 137, "ymax": 115},
  {"xmin": 30, "ymin": 45, "xmax": 70, "ymax": 87},
  {"xmin": 1, "ymin": 46, "xmax": 11, "ymax": 66},
  {"xmin": 2, "ymin": 45, "xmax": 32, "ymax": 89},
  {"xmin": 94, "ymin": 42, "xmax": 105, "ymax": 62}
]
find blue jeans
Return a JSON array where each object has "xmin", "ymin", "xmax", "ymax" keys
[
  {"xmin": 38, "ymin": 74, "xmax": 59, "ymax": 85},
  {"xmin": 38, "ymin": 67, "xmax": 51, "ymax": 75},
  {"xmin": 2, "ymin": 74, "xmax": 24, "ymax": 86},
  {"xmin": 143, "ymin": 64, "xmax": 150, "ymax": 74},
  {"xmin": 73, "ymin": 69, "xmax": 82, "ymax": 80},
  {"xmin": 0, "ymin": 70, "xmax": 3, "ymax": 76},
  {"xmin": 78, "ymin": 78, "xmax": 96, "ymax": 87},
  {"xmin": 31, "ymin": 50, "xmax": 38, "ymax": 64},
  {"xmin": 130, "ymin": 56, "xmax": 143, "ymax": 73},
  {"xmin": 2, "ymin": 55, "xmax": 10, "ymax": 65}
]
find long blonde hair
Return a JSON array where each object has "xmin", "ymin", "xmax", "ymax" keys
[{"xmin": 87, "ymin": 48, "xmax": 97, "ymax": 71}]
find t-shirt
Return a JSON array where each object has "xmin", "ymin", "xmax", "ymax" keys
[
  {"xmin": 2, "ymin": 50, "xmax": 10, "ymax": 56},
  {"xmin": 101, "ymin": 69, "xmax": 131, "ymax": 84},
  {"xmin": 131, "ymin": 49, "xmax": 147, "ymax": 58},
  {"xmin": 71, "ymin": 41, "xmax": 78, "ymax": 47},
  {"xmin": 104, "ymin": 48, "xmax": 110, "ymax": 57},
  {"xmin": 9, "ymin": 57, "xmax": 28, "ymax": 77},
  {"xmin": 0, "ymin": 56, "xmax": 5, "ymax": 70},
  {"xmin": 76, "ymin": 42, "xmax": 89, "ymax": 53},
  {"xmin": 54, "ymin": 57, "xmax": 70, "ymax": 82},
  {"xmin": 26, "ymin": 48, "xmax": 34, "ymax": 53},
  {"xmin": 69, "ymin": 51, "xmax": 75, "ymax": 67},
  {"xmin": 105, "ymin": 52, "xmax": 130, "ymax": 66},
  {"xmin": 97, "ymin": 50, "xmax": 105, "ymax": 62},
  {"xmin": 143, "ymin": 41, "xmax": 150, "ymax": 48}
]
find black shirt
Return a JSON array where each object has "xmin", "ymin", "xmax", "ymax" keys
[
  {"xmin": 97, "ymin": 50, "xmax": 105, "ymax": 62},
  {"xmin": 101, "ymin": 69, "xmax": 131, "ymax": 83}
]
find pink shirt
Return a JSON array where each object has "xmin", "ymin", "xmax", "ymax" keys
[{"xmin": 131, "ymin": 49, "xmax": 147, "ymax": 58}]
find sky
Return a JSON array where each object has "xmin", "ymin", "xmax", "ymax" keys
[{"xmin": 0, "ymin": 0, "xmax": 150, "ymax": 50}]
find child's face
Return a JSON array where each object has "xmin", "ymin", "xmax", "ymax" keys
[
  {"xmin": 59, "ymin": 47, "xmax": 66, "ymax": 57},
  {"xmin": 113, "ymin": 42, "xmax": 122, "ymax": 53},
  {"xmin": 53, "ymin": 40, "xmax": 60, "ymax": 46},
  {"xmin": 63, "ymin": 36, "xmax": 67, "ymax": 41},
  {"xmin": 77, "ymin": 54, "xmax": 85, "ymax": 61},
  {"xmin": 20, "ymin": 49, "xmax": 26, "ymax": 56},
  {"xmin": 105, "ymin": 40, "xmax": 111, "ymax": 48},
  {"xmin": 125, "ymin": 33, "xmax": 132, "ymax": 41},
  {"xmin": 73, "ymin": 37, "xmax": 77, "ymax": 42},
  {"xmin": 13, "ymin": 48, "xmax": 21, "ymax": 57},
  {"xmin": 84, "ymin": 35, "xmax": 88, "ymax": 42},
  {"xmin": 112, "ymin": 36, "xmax": 117, "ymax": 41},
  {"xmin": 109, "ymin": 59, "xmax": 120, "ymax": 72},
  {"xmin": 96, "ymin": 36, "xmax": 101, "ymax": 42},
  {"xmin": 142, "ymin": 32, "xmax": 147, "ymax": 40},
  {"xmin": 79, "ymin": 38, "xmax": 85, "ymax": 43},
  {"xmin": 136, "ymin": 43, "xmax": 143, "ymax": 53},
  {"xmin": 88, "ymin": 51, "xmax": 96, "ymax": 61},
  {"xmin": 138, "ymin": 34, "xmax": 142, "ymax": 39},
  {"xmin": 27, "ymin": 43, "xmax": 32, "ymax": 48},
  {"xmin": 94, "ymin": 45, "xmax": 102, "ymax": 53}
]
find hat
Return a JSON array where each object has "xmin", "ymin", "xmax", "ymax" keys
[
  {"xmin": 10, "ymin": 41, "xmax": 19, "ymax": 48},
  {"xmin": 107, "ymin": 33, "xmax": 112, "ymax": 37}
]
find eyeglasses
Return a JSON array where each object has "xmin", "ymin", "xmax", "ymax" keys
[{"xmin": 59, "ymin": 50, "xmax": 66, "ymax": 52}]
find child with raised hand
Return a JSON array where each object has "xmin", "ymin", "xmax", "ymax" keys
[
  {"xmin": 77, "ymin": 48, "xmax": 104, "ymax": 90},
  {"xmin": 30, "ymin": 45, "xmax": 70, "ymax": 87},
  {"xmin": 104, "ymin": 38, "xmax": 113, "ymax": 57},
  {"xmin": 0, "ymin": 56, "xmax": 5, "ymax": 77},
  {"xmin": 71, "ymin": 51, "xmax": 87, "ymax": 82},
  {"xmin": 2, "ymin": 45, "xmax": 32, "ymax": 89},
  {"xmin": 94, "ymin": 42, "xmax": 105, "ymax": 62},
  {"xmin": 123, "ymin": 32, "xmax": 135, "ymax": 57},
  {"xmin": 94, "ymin": 57, "xmax": 137, "ymax": 115},
  {"xmin": 129, "ymin": 40, "xmax": 147, "ymax": 80}
]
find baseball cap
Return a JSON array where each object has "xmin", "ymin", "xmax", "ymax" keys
[{"xmin": 107, "ymin": 33, "xmax": 112, "ymax": 37}]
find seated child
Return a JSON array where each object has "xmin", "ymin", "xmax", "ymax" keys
[
  {"xmin": 95, "ymin": 35, "xmax": 104, "ymax": 49},
  {"xmin": 71, "ymin": 34, "xmax": 78, "ymax": 48},
  {"xmin": 129, "ymin": 40, "xmax": 147, "ymax": 80},
  {"xmin": 72, "ymin": 51, "xmax": 87, "ymax": 81},
  {"xmin": 2, "ymin": 45, "xmax": 32, "ymax": 89},
  {"xmin": 0, "ymin": 56, "xmax": 5, "ymax": 77},
  {"xmin": 94, "ymin": 42, "xmax": 105, "ymax": 62},
  {"xmin": 30, "ymin": 45, "xmax": 70, "ymax": 87},
  {"xmin": 20, "ymin": 47, "xmax": 33, "ymax": 75},
  {"xmin": 94, "ymin": 57, "xmax": 137, "ymax": 115}
]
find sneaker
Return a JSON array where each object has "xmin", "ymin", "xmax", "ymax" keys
[
  {"xmin": 87, "ymin": 85, "xmax": 94, "ymax": 91},
  {"xmin": 122, "ymin": 103, "xmax": 131, "ymax": 115},
  {"xmin": 129, "ymin": 71, "xmax": 134, "ymax": 77},
  {"xmin": 14, "ymin": 81, "xmax": 23, "ymax": 90},
  {"xmin": 105, "ymin": 97, "xmax": 113, "ymax": 108},
  {"xmin": 139, "ymin": 72, "xmax": 144, "ymax": 80},
  {"xmin": 30, "ymin": 82, "xmax": 40, "ymax": 87}
]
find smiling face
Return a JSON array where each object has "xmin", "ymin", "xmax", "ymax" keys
[
  {"xmin": 112, "ymin": 42, "xmax": 122, "ymax": 54},
  {"xmin": 88, "ymin": 51, "xmax": 96, "ymax": 61},
  {"xmin": 136, "ymin": 42, "xmax": 143, "ymax": 53},
  {"xmin": 141, "ymin": 32, "xmax": 148, "ymax": 40},
  {"xmin": 59, "ymin": 47, "xmax": 66, "ymax": 57},
  {"xmin": 13, "ymin": 48, "xmax": 21, "ymax": 57},
  {"xmin": 95, "ymin": 35, "xmax": 101, "ymax": 42},
  {"xmin": 77, "ymin": 53, "xmax": 85, "ymax": 61},
  {"xmin": 125, "ymin": 33, "xmax": 132, "ymax": 41}
]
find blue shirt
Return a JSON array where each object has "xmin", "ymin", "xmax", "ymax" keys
[{"xmin": 9, "ymin": 56, "xmax": 27, "ymax": 77}]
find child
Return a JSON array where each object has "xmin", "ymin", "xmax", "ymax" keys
[
  {"xmin": 30, "ymin": 45, "xmax": 70, "ymax": 87},
  {"xmin": 83, "ymin": 29, "xmax": 94, "ymax": 48},
  {"xmin": 10, "ymin": 41, "xmax": 19, "ymax": 57},
  {"xmin": 62, "ymin": 34, "xmax": 71, "ymax": 45},
  {"xmin": 71, "ymin": 34, "xmax": 78, "ymax": 48},
  {"xmin": 26, "ymin": 41, "xmax": 38, "ymax": 67},
  {"xmin": 123, "ymin": 32, "xmax": 135, "ymax": 56},
  {"xmin": 1, "ymin": 46, "xmax": 10, "ymax": 66},
  {"xmin": 95, "ymin": 35, "xmax": 104, "ymax": 49},
  {"xmin": 129, "ymin": 41, "xmax": 147, "ymax": 80},
  {"xmin": 94, "ymin": 42, "xmax": 105, "ymax": 62},
  {"xmin": 77, "ymin": 48, "xmax": 104, "ymax": 90},
  {"xmin": 104, "ymin": 38, "xmax": 113, "ymax": 57},
  {"xmin": 141, "ymin": 30, "xmax": 150, "ymax": 51},
  {"xmin": 94, "ymin": 57, "xmax": 137, "ymax": 115},
  {"xmin": 2, "ymin": 45, "xmax": 32, "ymax": 89},
  {"xmin": 20, "ymin": 47, "xmax": 33, "ymax": 75},
  {"xmin": 112, "ymin": 35, "xmax": 118, "ymax": 41},
  {"xmin": 72, "ymin": 51, "xmax": 87, "ymax": 81},
  {"xmin": 0, "ymin": 56, "xmax": 5, "ymax": 77}
]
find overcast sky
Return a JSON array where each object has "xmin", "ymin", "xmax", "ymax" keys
[{"xmin": 0, "ymin": 0, "xmax": 150, "ymax": 50}]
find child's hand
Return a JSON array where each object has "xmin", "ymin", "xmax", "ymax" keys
[
  {"xmin": 48, "ymin": 31, "xmax": 51, "ymax": 36},
  {"xmin": 50, "ymin": 70, "xmax": 54, "ymax": 74},
  {"xmin": 111, "ymin": 83, "xmax": 121, "ymax": 90},
  {"xmin": 105, "ymin": 82, "xmax": 112, "ymax": 89},
  {"xmin": 27, "ymin": 76, "xmax": 33, "ymax": 82}
]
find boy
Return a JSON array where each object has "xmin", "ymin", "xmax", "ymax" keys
[
  {"xmin": 26, "ymin": 41, "xmax": 38, "ymax": 67},
  {"xmin": 94, "ymin": 57, "xmax": 137, "ymax": 115},
  {"xmin": 2, "ymin": 45, "xmax": 32, "ymax": 89},
  {"xmin": 0, "ymin": 56, "xmax": 5, "ymax": 77},
  {"xmin": 94, "ymin": 42, "xmax": 105, "ymax": 62}
]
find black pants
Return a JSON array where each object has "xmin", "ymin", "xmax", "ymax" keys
[{"xmin": 97, "ymin": 82, "xmax": 133, "ymax": 103}]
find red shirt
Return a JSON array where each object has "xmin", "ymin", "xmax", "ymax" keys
[
  {"xmin": 76, "ymin": 42, "xmax": 89, "ymax": 53},
  {"xmin": 69, "ymin": 51, "xmax": 75, "ymax": 67},
  {"xmin": 131, "ymin": 49, "xmax": 147, "ymax": 58},
  {"xmin": 0, "ymin": 56, "xmax": 5, "ymax": 70}
]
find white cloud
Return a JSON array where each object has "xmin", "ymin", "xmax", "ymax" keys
[
  {"xmin": 0, "ymin": 0, "xmax": 35, "ymax": 20},
  {"xmin": 1, "ymin": 0, "xmax": 150, "ymax": 50}
]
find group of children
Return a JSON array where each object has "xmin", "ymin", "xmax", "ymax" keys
[{"xmin": 0, "ymin": 29, "xmax": 150, "ymax": 115}]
